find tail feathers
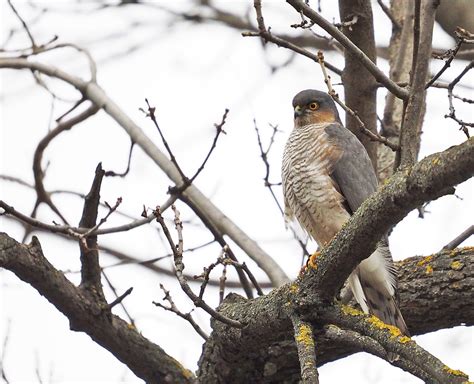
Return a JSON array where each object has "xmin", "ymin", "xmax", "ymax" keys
[
  {"xmin": 348, "ymin": 246, "xmax": 409, "ymax": 362},
  {"xmin": 362, "ymin": 280, "xmax": 410, "ymax": 337}
]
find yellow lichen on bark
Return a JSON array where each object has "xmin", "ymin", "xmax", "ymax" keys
[
  {"xmin": 341, "ymin": 304, "xmax": 365, "ymax": 317},
  {"xmin": 366, "ymin": 315, "xmax": 411, "ymax": 343},
  {"xmin": 289, "ymin": 283, "xmax": 299, "ymax": 293},
  {"xmin": 425, "ymin": 265, "xmax": 433, "ymax": 274},
  {"xmin": 450, "ymin": 260, "xmax": 464, "ymax": 271},
  {"xmin": 442, "ymin": 365, "xmax": 469, "ymax": 379},
  {"xmin": 295, "ymin": 323, "xmax": 315, "ymax": 348},
  {"xmin": 417, "ymin": 255, "xmax": 433, "ymax": 267}
]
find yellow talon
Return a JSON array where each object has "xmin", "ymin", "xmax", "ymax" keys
[
  {"xmin": 308, "ymin": 251, "xmax": 321, "ymax": 269},
  {"xmin": 299, "ymin": 251, "xmax": 321, "ymax": 276}
]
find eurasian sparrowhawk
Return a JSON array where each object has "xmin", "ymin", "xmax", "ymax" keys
[{"xmin": 282, "ymin": 89, "xmax": 408, "ymax": 338}]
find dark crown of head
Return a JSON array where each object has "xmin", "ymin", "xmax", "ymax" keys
[{"xmin": 292, "ymin": 89, "xmax": 335, "ymax": 109}]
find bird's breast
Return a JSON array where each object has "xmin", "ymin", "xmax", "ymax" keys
[{"xmin": 282, "ymin": 123, "xmax": 349, "ymax": 244}]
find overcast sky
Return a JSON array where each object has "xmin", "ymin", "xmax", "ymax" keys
[{"xmin": 1, "ymin": 1, "xmax": 473, "ymax": 383}]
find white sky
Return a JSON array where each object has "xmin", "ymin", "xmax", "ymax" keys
[{"xmin": 1, "ymin": 1, "xmax": 473, "ymax": 383}]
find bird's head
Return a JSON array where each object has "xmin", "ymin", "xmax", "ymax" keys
[{"xmin": 292, "ymin": 89, "xmax": 341, "ymax": 128}]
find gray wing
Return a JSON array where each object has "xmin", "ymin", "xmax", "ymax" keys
[{"xmin": 324, "ymin": 123, "xmax": 378, "ymax": 214}]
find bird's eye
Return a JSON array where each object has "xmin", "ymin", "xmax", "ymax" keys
[{"xmin": 309, "ymin": 102, "xmax": 319, "ymax": 111}]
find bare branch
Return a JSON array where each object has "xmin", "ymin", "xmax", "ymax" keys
[
  {"xmin": 153, "ymin": 284, "xmax": 209, "ymax": 341},
  {"xmin": 398, "ymin": 0, "xmax": 439, "ymax": 168},
  {"xmin": 322, "ymin": 305, "xmax": 469, "ymax": 383},
  {"xmin": 108, "ymin": 287, "xmax": 133, "ymax": 310},
  {"xmin": 0, "ymin": 57, "xmax": 290, "ymax": 286},
  {"xmin": 425, "ymin": 34, "xmax": 465, "ymax": 89},
  {"xmin": 153, "ymin": 205, "xmax": 244, "ymax": 328},
  {"xmin": 317, "ymin": 51, "xmax": 399, "ymax": 151},
  {"xmin": 242, "ymin": 0, "xmax": 342, "ymax": 76},
  {"xmin": 78, "ymin": 163, "xmax": 106, "ymax": 294},
  {"xmin": 286, "ymin": 0, "xmax": 409, "ymax": 100},
  {"xmin": 292, "ymin": 316, "xmax": 319, "ymax": 384},
  {"xmin": 442, "ymin": 225, "xmax": 474, "ymax": 250},
  {"xmin": 6, "ymin": 0, "xmax": 37, "ymax": 49},
  {"xmin": 0, "ymin": 234, "xmax": 195, "ymax": 383},
  {"xmin": 376, "ymin": 0, "xmax": 401, "ymax": 30}
]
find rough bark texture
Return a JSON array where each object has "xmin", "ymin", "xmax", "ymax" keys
[
  {"xmin": 398, "ymin": 0, "xmax": 438, "ymax": 168},
  {"xmin": 339, "ymin": 0, "xmax": 378, "ymax": 171},
  {"xmin": 379, "ymin": 1, "xmax": 414, "ymax": 181},
  {"xmin": 197, "ymin": 248, "xmax": 474, "ymax": 383}
]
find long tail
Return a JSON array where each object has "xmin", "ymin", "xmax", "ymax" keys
[{"xmin": 348, "ymin": 243, "xmax": 409, "ymax": 337}]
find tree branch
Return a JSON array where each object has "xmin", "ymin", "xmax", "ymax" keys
[
  {"xmin": 286, "ymin": 0, "xmax": 409, "ymax": 100},
  {"xmin": 197, "ymin": 247, "xmax": 474, "ymax": 382},
  {"xmin": 292, "ymin": 316, "xmax": 319, "ymax": 383},
  {"xmin": 0, "ymin": 57, "xmax": 290, "ymax": 286},
  {"xmin": 398, "ymin": 0, "xmax": 438, "ymax": 168},
  {"xmin": 197, "ymin": 136, "xmax": 473, "ymax": 381},
  {"xmin": 0, "ymin": 233, "xmax": 195, "ymax": 383},
  {"xmin": 338, "ymin": 0, "xmax": 378, "ymax": 168}
]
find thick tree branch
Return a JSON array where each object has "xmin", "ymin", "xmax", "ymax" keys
[
  {"xmin": 78, "ymin": 163, "xmax": 105, "ymax": 293},
  {"xmin": 398, "ymin": 0, "xmax": 438, "ymax": 168},
  {"xmin": 0, "ymin": 233, "xmax": 194, "ymax": 384},
  {"xmin": 197, "ymin": 247, "xmax": 474, "ymax": 382},
  {"xmin": 197, "ymin": 137, "xmax": 473, "ymax": 381},
  {"xmin": 338, "ymin": 0, "xmax": 378, "ymax": 169}
]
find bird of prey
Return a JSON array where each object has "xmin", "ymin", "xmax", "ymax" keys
[{"xmin": 282, "ymin": 89, "xmax": 409, "ymax": 337}]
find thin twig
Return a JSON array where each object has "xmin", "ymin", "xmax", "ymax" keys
[
  {"xmin": 317, "ymin": 51, "xmax": 400, "ymax": 151},
  {"xmin": 105, "ymin": 140, "xmax": 135, "ymax": 177},
  {"xmin": 242, "ymin": 0, "xmax": 342, "ymax": 76},
  {"xmin": 219, "ymin": 263, "xmax": 227, "ymax": 304},
  {"xmin": 153, "ymin": 205, "xmax": 244, "ymax": 328},
  {"xmin": 0, "ymin": 320, "xmax": 11, "ymax": 384},
  {"xmin": 188, "ymin": 109, "xmax": 229, "ymax": 185},
  {"xmin": 445, "ymin": 61, "xmax": 474, "ymax": 136},
  {"xmin": 442, "ymin": 225, "xmax": 474, "ymax": 250},
  {"xmin": 426, "ymin": 36, "xmax": 464, "ymax": 89},
  {"xmin": 286, "ymin": 0, "xmax": 408, "ymax": 99},
  {"xmin": 144, "ymin": 99, "xmax": 188, "ymax": 183},
  {"xmin": 377, "ymin": 0, "xmax": 401, "ymax": 30},
  {"xmin": 108, "ymin": 287, "xmax": 134, "ymax": 310},
  {"xmin": 253, "ymin": 120, "xmax": 310, "ymax": 258},
  {"xmin": 153, "ymin": 284, "xmax": 209, "ymax": 340},
  {"xmin": 6, "ymin": 0, "xmax": 37, "ymax": 49},
  {"xmin": 223, "ymin": 259, "xmax": 264, "ymax": 296}
]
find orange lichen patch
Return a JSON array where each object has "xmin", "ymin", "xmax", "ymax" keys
[
  {"xmin": 425, "ymin": 265, "xmax": 433, "ymax": 274},
  {"xmin": 450, "ymin": 260, "xmax": 464, "ymax": 271},
  {"xmin": 295, "ymin": 323, "xmax": 315, "ymax": 348},
  {"xmin": 442, "ymin": 366, "xmax": 469, "ymax": 379},
  {"xmin": 417, "ymin": 255, "xmax": 433, "ymax": 267}
]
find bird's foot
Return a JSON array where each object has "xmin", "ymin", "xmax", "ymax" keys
[{"xmin": 299, "ymin": 251, "xmax": 321, "ymax": 276}]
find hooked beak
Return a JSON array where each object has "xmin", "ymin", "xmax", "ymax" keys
[{"xmin": 294, "ymin": 105, "xmax": 303, "ymax": 118}]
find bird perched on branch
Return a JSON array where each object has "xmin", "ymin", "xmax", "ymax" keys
[{"xmin": 282, "ymin": 89, "xmax": 409, "ymax": 342}]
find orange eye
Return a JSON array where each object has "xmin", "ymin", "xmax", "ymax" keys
[{"xmin": 309, "ymin": 102, "xmax": 319, "ymax": 110}]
